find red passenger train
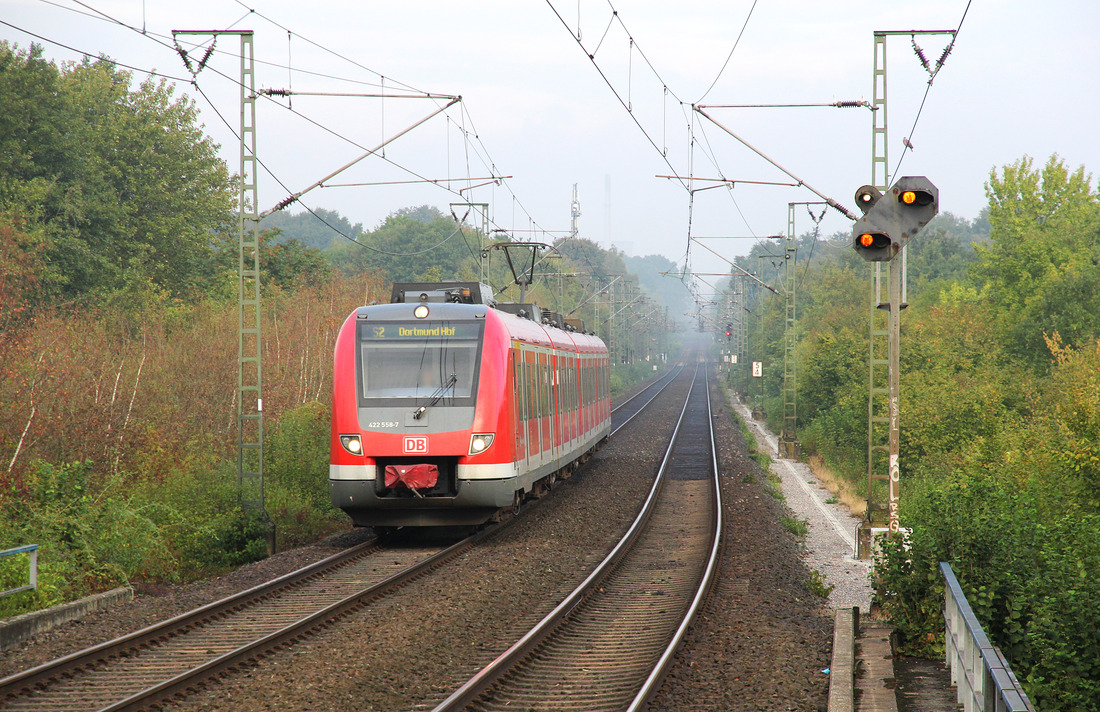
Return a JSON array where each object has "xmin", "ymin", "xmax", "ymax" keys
[{"xmin": 330, "ymin": 281, "xmax": 611, "ymax": 528}]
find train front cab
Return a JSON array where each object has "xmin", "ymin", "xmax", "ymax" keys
[{"xmin": 329, "ymin": 302, "xmax": 513, "ymax": 526}]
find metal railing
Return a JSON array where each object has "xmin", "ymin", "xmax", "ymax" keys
[
  {"xmin": 940, "ymin": 562, "xmax": 1035, "ymax": 712},
  {"xmin": 0, "ymin": 545, "xmax": 38, "ymax": 598}
]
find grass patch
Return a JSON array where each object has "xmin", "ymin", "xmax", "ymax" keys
[
  {"xmin": 764, "ymin": 472, "xmax": 785, "ymax": 501},
  {"xmin": 781, "ymin": 516, "xmax": 808, "ymax": 539},
  {"xmin": 806, "ymin": 569, "xmax": 835, "ymax": 599}
]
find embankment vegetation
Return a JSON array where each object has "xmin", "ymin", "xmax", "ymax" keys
[{"xmin": 725, "ymin": 154, "xmax": 1100, "ymax": 710}]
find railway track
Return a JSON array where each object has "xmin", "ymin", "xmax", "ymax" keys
[
  {"xmin": 609, "ymin": 364, "xmax": 682, "ymax": 434},
  {"xmin": 0, "ymin": 533, "xmax": 472, "ymax": 712},
  {"xmin": 0, "ymin": 367, "xmax": 684, "ymax": 712},
  {"xmin": 431, "ymin": 362, "xmax": 722, "ymax": 712}
]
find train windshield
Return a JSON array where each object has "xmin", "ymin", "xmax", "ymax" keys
[{"xmin": 356, "ymin": 320, "xmax": 483, "ymax": 407}]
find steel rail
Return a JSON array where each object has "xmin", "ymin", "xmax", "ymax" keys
[
  {"xmin": 610, "ymin": 363, "xmax": 683, "ymax": 435},
  {"xmin": 0, "ymin": 537, "xmax": 382, "ymax": 696},
  {"xmin": 97, "ymin": 532, "xmax": 487, "ymax": 712},
  {"xmin": 626, "ymin": 363, "xmax": 722, "ymax": 711},
  {"xmin": 0, "ymin": 534, "xmax": 482, "ymax": 712},
  {"xmin": 429, "ymin": 362, "xmax": 720, "ymax": 711}
]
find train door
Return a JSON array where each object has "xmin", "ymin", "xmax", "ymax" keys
[
  {"xmin": 512, "ymin": 349, "xmax": 526, "ymax": 470},
  {"xmin": 582, "ymin": 354, "xmax": 591, "ymax": 435},
  {"xmin": 550, "ymin": 353, "xmax": 560, "ymax": 456},
  {"xmin": 526, "ymin": 348, "xmax": 540, "ymax": 461},
  {"xmin": 539, "ymin": 351, "xmax": 551, "ymax": 461}
]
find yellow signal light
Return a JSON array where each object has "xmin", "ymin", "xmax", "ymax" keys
[
  {"xmin": 899, "ymin": 189, "xmax": 933, "ymax": 206},
  {"xmin": 859, "ymin": 233, "xmax": 875, "ymax": 248}
]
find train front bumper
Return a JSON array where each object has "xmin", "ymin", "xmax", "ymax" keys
[{"xmin": 329, "ymin": 463, "xmax": 518, "ymax": 526}]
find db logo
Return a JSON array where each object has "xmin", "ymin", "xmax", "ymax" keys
[{"xmin": 403, "ymin": 436, "xmax": 429, "ymax": 454}]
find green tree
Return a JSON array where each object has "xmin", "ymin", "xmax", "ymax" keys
[
  {"xmin": 260, "ymin": 207, "xmax": 362, "ymax": 250},
  {"xmin": 905, "ymin": 211, "xmax": 986, "ymax": 296},
  {"xmin": 973, "ymin": 155, "xmax": 1100, "ymax": 366},
  {"xmin": 0, "ymin": 44, "xmax": 236, "ymax": 304},
  {"xmin": 259, "ymin": 231, "xmax": 333, "ymax": 290},
  {"xmin": 327, "ymin": 206, "xmax": 479, "ymax": 284},
  {"xmin": 0, "ymin": 43, "xmax": 66, "ymax": 190}
]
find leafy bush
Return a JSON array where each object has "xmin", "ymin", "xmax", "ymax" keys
[
  {"xmin": 264, "ymin": 400, "xmax": 348, "ymax": 548},
  {"xmin": 874, "ymin": 468, "xmax": 1100, "ymax": 712},
  {"xmin": 131, "ymin": 455, "xmax": 270, "ymax": 577},
  {"xmin": 265, "ymin": 401, "xmax": 332, "ymax": 511},
  {"xmin": 0, "ymin": 460, "xmax": 175, "ymax": 616},
  {"xmin": 609, "ymin": 361, "xmax": 664, "ymax": 399}
]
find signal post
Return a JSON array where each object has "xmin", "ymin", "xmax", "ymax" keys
[{"xmin": 852, "ymin": 178, "xmax": 938, "ymax": 557}]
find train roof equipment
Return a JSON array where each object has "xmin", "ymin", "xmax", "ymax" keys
[{"xmin": 389, "ymin": 281, "xmax": 495, "ymax": 306}]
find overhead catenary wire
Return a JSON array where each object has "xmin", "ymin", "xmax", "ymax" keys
[
  {"xmin": 694, "ymin": 106, "xmax": 858, "ymax": 221},
  {"xmin": 545, "ymin": 1, "xmax": 845, "ymax": 283},
  {"xmin": 10, "ymin": 13, "xmax": 503, "ymax": 263},
  {"xmin": 185, "ymin": 77, "xmax": 491, "ymax": 260},
  {"xmin": 543, "ymin": 0, "xmax": 689, "ymax": 191},
  {"xmin": 695, "ymin": 0, "xmax": 759, "ymax": 104},
  {"xmin": 2, "ymin": 11, "xmax": 424, "ymax": 257},
  {"xmin": 0, "ymin": 18, "xmax": 192, "ymax": 83},
  {"xmin": 18, "ymin": 3, "xmax": 680, "ymax": 342}
]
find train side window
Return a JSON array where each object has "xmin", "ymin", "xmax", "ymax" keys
[
  {"xmin": 534, "ymin": 359, "xmax": 541, "ymax": 419},
  {"xmin": 601, "ymin": 358, "xmax": 607, "ymax": 401},
  {"xmin": 599, "ymin": 358, "xmax": 604, "ymax": 401},
  {"xmin": 531, "ymin": 358, "xmax": 537, "ymax": 419},
  {"xmin": 575, "ymin": 358, "xmax": 580, "ymax": 409},
  {"xmin": 580, "ymin": 356, "xmax": 585, "ymax": 406},
  {"xmin": 580, "ymin": 356, "xmax": 589, "ymax": 407},
  {"xmin": 584, "ymin": 356, "xmax": 590, "ymax": 406},
  {"xmin": 572, "ymin": 359, "xmax": 577, "ymax": 411},
  {"xmin": 528, "ymin": 354, "xmax": 536, "ymax": 420},
  {"xmin": 589, "ymin": 356, "xmax": 594, "ymax": 406},
  {"xmin": 530, "ymin": 357, "xmax": 538, "ymax": 419}
]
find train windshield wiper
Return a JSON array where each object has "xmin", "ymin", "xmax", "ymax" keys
[{"xmin": 413, "ymin": 373, "xmax": 457, "ymax": 420}]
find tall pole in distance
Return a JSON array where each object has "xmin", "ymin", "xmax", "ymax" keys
[
  {"xmin": 860, "ymin": 31, "xmax": 891, "ymax": 559},
  {"xmin": 780, "ymin": 206, "xmax": 797, "ymax": 457},
  {"xmin": 175, "ymin": 29, "xmax": 273, "ymax": 554}
]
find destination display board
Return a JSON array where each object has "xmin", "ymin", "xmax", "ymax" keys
[{"xmin": 358, "ymin": 321, "xmax": 482, "ymax": 341}]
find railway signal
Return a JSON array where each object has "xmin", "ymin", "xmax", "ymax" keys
[{"xmin": 851, "ymin": 176, "xmax": 938, "ymax": 261}]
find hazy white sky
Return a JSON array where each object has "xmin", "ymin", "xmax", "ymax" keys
[{"xmin": 4, "ymin": 1, "xmax": 1099, "ymax": 284}]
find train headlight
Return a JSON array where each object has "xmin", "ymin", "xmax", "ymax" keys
[
  {"xmin": 469, "ymin": 433, "xmax": 495, "ymax": 455},
  {"xmin": 340, "ymin": 434, "xmax": 363, "ymax": 455},
  {"xmin": 414, "ymin": 304, "xmax": 429, "ymax": 319}
]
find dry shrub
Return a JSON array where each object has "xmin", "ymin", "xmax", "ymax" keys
[
  {"xmin": 806, "ymin": 453, "xmax": 866, "ymax": 517},
  {"xmin": 2, "ymin": 271, "xmax": 385, "ymax": 483}
]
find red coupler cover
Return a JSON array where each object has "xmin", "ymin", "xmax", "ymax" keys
[{"xmin": 384, "ymin": 464, "xmax": 439, "ymax": 490}]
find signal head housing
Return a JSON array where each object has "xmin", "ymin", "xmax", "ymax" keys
[{"xmin": 851, "ymin": 176, "xmax": 938, "ymax": 262}]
